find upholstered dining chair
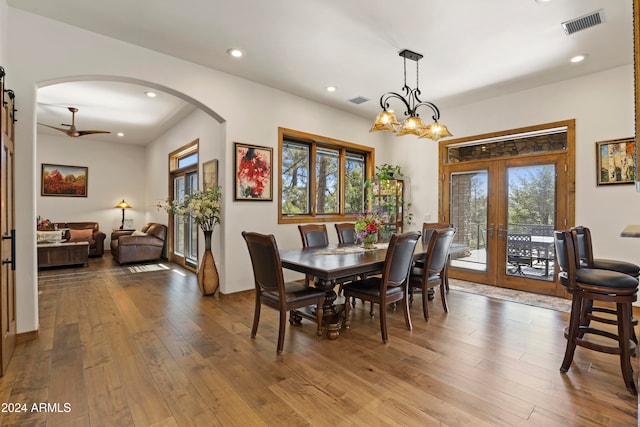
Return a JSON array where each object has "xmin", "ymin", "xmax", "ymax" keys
[
  {"xmin": 335, "ymin": 222, "xmax": 356, "ymax": 244},
  {"xmin": 343, "ymin": 231, "xmax": 421, "ymax": 343},
  {"xmin": 409, "ymin": 227, "xmax": 456, "ymax": 321},
  {"xmin": 242, "ymin": 231, "xmax": 325, "ymax": 355},
  {"xmin": 571, "ymin": 226, "xmax": 639, "ymax": 345},
  {"xmin": 298, "ymin": 224, "xmax": 330, "ymax": 286},
  {"xmin": 418, "ymin": 223, "xmax": 453, "ymax": 293},
  {"xmin": 554, "ymin": 230, "xmax": 638, "ymax": 394}
]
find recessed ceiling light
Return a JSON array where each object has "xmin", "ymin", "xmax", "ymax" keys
[
  {"xmin": 117, "ymin": 132, "xmax": 124, "ymax": 137},
  {"xmin": 570, "ymin": 54, "xmax": 587, "ymax": 63},
  {"xmin": 145, "ymin": 91, "xmax": 157, "ymax": 98},
  {"xmin": 227, "ymin": 48, "xmax": 245, "ymax": 58},
  {"xmin": 325, "ymin": 86, "xmax": 337, "ymax": 92}
]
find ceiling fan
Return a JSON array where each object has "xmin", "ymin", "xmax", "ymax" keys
[{"xmin": 38, "ymin": 107, "xmax": 111, "ymax": 137}]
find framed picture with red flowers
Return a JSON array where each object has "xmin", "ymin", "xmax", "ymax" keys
[{"xmin": 234, "ymin": 142, "xmax": 273, "ymax": 201}]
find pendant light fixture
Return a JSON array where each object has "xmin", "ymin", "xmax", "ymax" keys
[{"xmin": 370, "ymin": 49, "xmax": 452, "ymax": 141}]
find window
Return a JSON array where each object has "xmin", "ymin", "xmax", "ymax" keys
[{"xmin": 279, "ymin": 127, "xmax": 374, "ymax": 224}]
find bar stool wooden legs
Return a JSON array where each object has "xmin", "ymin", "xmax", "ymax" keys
[{"xmin": 554, "ymin": 230, "xmax": 638, "ymax": 395}]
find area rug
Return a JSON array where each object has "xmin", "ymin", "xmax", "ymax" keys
[
  {"xmin": 449, "ymin": 279, "xmax": 571, "ymax": 312},
  {"xmin": 128, "ymin": 264, "xmax": 171, "ymax": 274}
]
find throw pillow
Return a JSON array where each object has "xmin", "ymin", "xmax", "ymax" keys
[
  {"xmin": 132, "ymin": 230, "xmax": 147, "ymax": 236},
  {"xmin": 36, "ymin": 230, "xmax": 63, "ymax": 242},
  {"xmin": 69, "ymin": 229, "xmax": 93, "ymax": 242}
]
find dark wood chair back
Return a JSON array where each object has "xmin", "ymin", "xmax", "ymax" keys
[
  {"xmin": 335, "ymin": 223, "xmax": 356, "ymax": 244},
  {"xmin": 298, "ymin": 224, "xmax": 329, "ymax": 248},
  {"xmin": 242, "ymin": 231, "xmax": 325, "ymax": 354}
]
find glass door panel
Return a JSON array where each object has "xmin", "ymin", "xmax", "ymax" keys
[
  {"xmin": 185, "ymin": 171, "xmax": 198, "ymax": 267},
  {"xmin": 505, "ymin": 164, "xmax": 556, "ymax": 281},
  {"xmin": 173, "ymin": 176, "xmax": 185, "ymax": 259},
  {"xmin": 450, "ymin": 170, "xmax": 488, "ymax": 273}
]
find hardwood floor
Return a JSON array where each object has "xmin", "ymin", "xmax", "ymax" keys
[{"xmin": 0, "ymin": 255, "xmax": 636, "ymax": 426}]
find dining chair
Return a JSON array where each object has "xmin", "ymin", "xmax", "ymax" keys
[
  {"xmin": 506, "ymin": 233, "xmax": 533, "ymax": 275},
  {"xmin": 343, "ymin": 231, "xmax": 421, "ymax": 343},
  {"xmin": 298, "ymin": 224, "xmax": 330, "ymax": 286},
  {"xmin": 417, "ymin": 222, "xmax": 452, "ymax": 293},
  {"xmin": 409, "ymin": 227, "xmax": 456, "ymax": 320},
  {"xmin": 242, "ymin": 231, "xmax": 325, "ymax": 355},
  {"xmin": 554, "ymin": 230, "xmax": 638, "ymax": 394},
  {"xmin": 571, "ymin": 226, "xmax": 639, "ymax": 345},
  {"xmin": 335, "ymin": 222, "xmax": 356, "ymax": 244}
]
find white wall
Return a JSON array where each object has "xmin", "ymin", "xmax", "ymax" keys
[
  {"xmin": 36, "ymin": 133, "xmax": 147, "ymax": 242},
  {"xmin": 8, "ymin": 8, "xmax": 385, "ymax": 333}
]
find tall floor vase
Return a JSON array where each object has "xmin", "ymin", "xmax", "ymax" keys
[{"xmin": 197, "ymin": 229, "xmax": 219, "ymax": 296}]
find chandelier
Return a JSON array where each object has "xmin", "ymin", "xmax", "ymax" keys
[{"xmin": 370, "ymin": 49, "xmax": 452, "ymax": 141}]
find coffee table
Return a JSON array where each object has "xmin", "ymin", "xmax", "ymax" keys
[{"xmin": 37, "ymin": 241, "xmax": 89, "ymax": 270}]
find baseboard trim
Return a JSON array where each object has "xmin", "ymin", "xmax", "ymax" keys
[{"xmin": 16, "ymin": 329, "xmax": 39, "ymax": 344}]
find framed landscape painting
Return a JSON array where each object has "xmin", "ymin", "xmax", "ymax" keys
[
  {"xmin": 234, "ymin": 142, "xmax": 272, "ymax": 201},
  {"xmin": 202, "ymin": 159, "xmax": 218, "ymax": 191},
  {"xmin": 596, "ymin": 138, "xmax": 635, "ymax": 185},
  {"xmin": 41, "ymin": 163, "xmax": 88, "ymax": 197}
]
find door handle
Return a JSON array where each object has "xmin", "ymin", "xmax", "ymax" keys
[
  {"xmin": 2, "ymin": 229, "xmax": 15, "ymax": 271},
  {"xmin": 498, "ymin": 224, "xmax": 504, "ymax": 240}
]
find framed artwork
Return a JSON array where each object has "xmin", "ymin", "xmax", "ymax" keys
[
  {"xmin": 41, "ymin": 163, "xmax": 88, "ymax": 197},
  {"xmin": 596, "ymin": 138, "xmax": 636, "ymax": 185},
  {"xmin": 203, "ymin": 159, "xmax": 218, "ymax": 190},
  {"xmin": 234, "ymin": 142, "xmax": 273, "ymax": 201}
]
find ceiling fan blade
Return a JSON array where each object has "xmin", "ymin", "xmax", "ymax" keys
[
  {"xmin": 77, "ymin": 130, "xmax": 111, "ymax": 136},
  {"xmin": 37, "ymin": 123, "xmax": 75, "ymax": 137}
]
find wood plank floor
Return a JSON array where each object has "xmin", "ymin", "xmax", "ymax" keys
[{"xmin": 0, "ymin": 256, "xmax": 637, "ymax": 426}]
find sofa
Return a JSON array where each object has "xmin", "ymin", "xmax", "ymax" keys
[
  {"xmin": 51, "ymin": 221, "xmax": 107, "ymax": 257},
  {"xmin": 110, "ymin": 222, "xmax": 167, "ymax": 264}
]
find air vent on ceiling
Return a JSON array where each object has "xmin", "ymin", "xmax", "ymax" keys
[
  {"xmin": 561, "ymin": 9, "xmax": 604, "ymax": 35},
  {"xmin": 349, "ymin": 96, "xmax": 369, "ymax": 105}
]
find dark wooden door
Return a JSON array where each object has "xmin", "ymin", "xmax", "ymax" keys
[{"xmin": 0, "ymin": 82, "xmax": 16, "ymax": 375}]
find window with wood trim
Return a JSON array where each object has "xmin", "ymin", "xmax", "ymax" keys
[{"xmin": 278, "ymin": 127, "xmax": 374, "ymax": 224}]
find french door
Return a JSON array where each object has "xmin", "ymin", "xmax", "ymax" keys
[
  {"xmin": 439, "ymin": 121, "xmax": 575, "ymax": 296},
  {"xmin": 171, "ymin": 170, "xmax": 198, "ymax": 268}
]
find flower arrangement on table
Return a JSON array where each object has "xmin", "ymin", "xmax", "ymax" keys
[
  {"xmin": 159, "ymin": 186, "xmax": 222, "ymax": 234},
  {"xmin": 355, "ymin": 212, "xmax": 381, "ymax": 249},
  {"xmin": 36, "ymin": 216, "xmax": 52, "ymax": 231}
]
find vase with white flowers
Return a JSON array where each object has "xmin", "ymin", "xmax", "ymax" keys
[{"xmin": 160, "ymin": 186, "xmax": 222, "ymax": 295}]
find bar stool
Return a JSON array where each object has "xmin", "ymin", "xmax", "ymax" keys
[
  {"xmin": 554, "ymin": 230, "xmax": 638, "ymax": 394},
  {"xmin": 571, "ymin": 226, "xmax": 639, "ymax": 345}
]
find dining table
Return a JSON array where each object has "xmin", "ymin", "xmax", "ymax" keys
[{"xmin": 279, "ymin": 240, "xmax": 428, "ymax": 339}]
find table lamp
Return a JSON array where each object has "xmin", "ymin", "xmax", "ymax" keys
[{"xmin": 114, "ymin": 199, "xmax": 132, "ymax": 229}]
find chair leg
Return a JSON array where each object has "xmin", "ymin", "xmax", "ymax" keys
[
  {"xmin": 421, "ymin": 286, "xmax": 429, "ymax": 321},
  {"xmin": 277, "ymin": 310, "xmax": 287, "ymax": 355},
  {"xmin": 251, "ymin": 296, "xmax": 261, "ymax": 338},
  {"xmin": 402, "ymin": 294, "xmax": 412, "ymax": 332},
  {"xmin": 617, "ymin": 302, "xmax": 637, "ymax": 395},
  {"xmin": 316, "ymin": 303, "xmax": 324, "ymax": 337},
  {"xmin": 440, "ymin": 283, "xmax": 448, "ymax": 313},
  {"xmin": 561, "ymin": 295, "xmax": 583, "ymax": 373},
  {"xmin": 380, "ymin": 303, "xmax": 388, "ymax": 344}
]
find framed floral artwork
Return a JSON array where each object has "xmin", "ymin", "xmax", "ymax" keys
[
  {"xmin": 596, "ymin": 137, "xmax": 635, "ymax": 185},
  {"xmin": 41, "ymin": 163, "xmax": 88, "ymax": 197},
  {"xmin": 234, "ymin": 142, "xmax": 272, "ymax": 201}
]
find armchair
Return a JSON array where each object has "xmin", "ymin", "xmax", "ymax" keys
[
  {"xmin": 54, "ymin": 221, "xmax": 106, "ymax": 257},
  {"xmin": 110, "ymin": 222, "xmax": 167, "ymax": 264}
]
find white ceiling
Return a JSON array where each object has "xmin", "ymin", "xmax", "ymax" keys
[{"xmin": 9, "ymin": 0, "xmax": 634, "ymax": 145}]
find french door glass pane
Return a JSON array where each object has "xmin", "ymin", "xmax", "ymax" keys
[
  {"xmin": 315, "ymin": 147, "xmax": 339, "ymax": 214},
  {"xmin": 185, "ymin": 171, "xmax": 198, "ymax": 266},
  {"xmin": 173, "ymin": 176, "xmax": 185, "ymax": 257},
  {"xmin": 506, "ymin": 164, "xmax": 556, "ymax": 280},
  {"xmin": 450, "ymin": 170, "xmax": 488, "ymax": 272}
]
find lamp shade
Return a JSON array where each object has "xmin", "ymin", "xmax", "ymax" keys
[
  {"xmin": 114, "ymin": 199, "xmax": 132, "ymax": 209},
  {"xmin": 370, "ymin": 110, "xmax": 400, "ymax": 132},
  {"xmin": 419, "ymin": 121, "xmax": 453, "ymax": 141},
  {"xmin": 396, "ymin": 116, "xmax": 426, "ymax": 136}
]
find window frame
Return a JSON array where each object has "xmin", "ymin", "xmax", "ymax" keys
[{"xmin": 278, "ymin": 127, "xmax": 374, "ymax": 224}]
